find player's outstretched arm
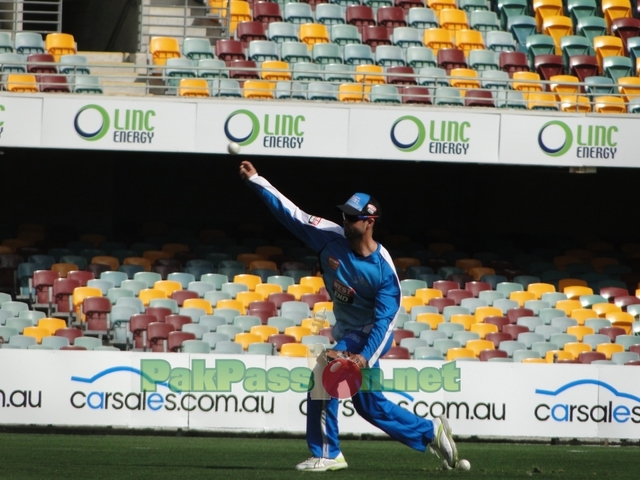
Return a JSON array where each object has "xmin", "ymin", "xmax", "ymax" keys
[{"xmin": 239, "ymin": 160, "xmax": 257, "ymax": 181}]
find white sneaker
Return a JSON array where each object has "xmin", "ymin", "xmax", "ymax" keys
[
  {"xmin": 429, "ymin": 415, "xmax": 458, "ymax": 469},
  {"xmin": 295, "ymin": 453, "xmax": 348, "ymax": 472}
]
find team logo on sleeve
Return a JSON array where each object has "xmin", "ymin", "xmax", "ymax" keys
[
  {"xmin": 308, "ymin": 216, "xmax": 321, "ymax": 226},
  {"xmin": 328, "ymin": 256, "xmax": 340, "ymax": 270},
  {"xmin": 333, "ymin": 280, "xmax": 354, "ymax": 303}
]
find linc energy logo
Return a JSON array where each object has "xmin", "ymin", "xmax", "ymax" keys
[
  {"xmin": 224, "ymin": 109, "xmax": 305, "ymax": 149},
  {"xmin": 538, "ymin": 120, "xmax": 617, "ymax": 159},
  {"xmin": 391, "ymin": 115, "xmax": 470, "ymax": 155},
  {"xmin": 74, "ymin": 104, "xmax": 156, "ymax": 144},
  {"xmin": 534, "ymin": 379, "xmax": 640, "ymax": 424}
]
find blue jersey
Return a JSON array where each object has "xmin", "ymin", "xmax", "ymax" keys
[{"xmin": 247, "ymin": 174, "xmax": 402, "ymax": 365}]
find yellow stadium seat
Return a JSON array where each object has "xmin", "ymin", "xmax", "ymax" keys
[
  {"xmin": 179, "ymin": 78, "xmax": 210, "ymax": 97},
  {"xmin": 299, "ymin": 23, "xmax": 330, "ymax": 48},
  {"xmin": 558, "ymin": 278, "xmax": 587, "ymax": 291},
  {"xmin": 449, "ymin": 68, "xmax": 480, "ymax": 94},
  {"xmin": 416, "ymin": 312, "xmax": 445, "ymax": 329},
  {"xmin": 261, "ymin": 60, "xmax": 291, "ymax": 81},
  {"xmin": 355, "ymin": 64, "xmax": 385, "ymax": 95},
  {"xmin": 243, "ymin": 80, "xmax": 275, "ymax": 99},
  {"xmin": 591, "ymin": 257, "xmax": 619, "ymax": 273},
  {"xmin": 470, "ymin": 322, "xmax": 499, "ymax": 339},
  {"xmin": 566, "ymin": 325, "xmax": 595, "ymax": 341},
  {"xmin": 455, "ymin": 258, "xmax": 482, "ymax": 272},
  {"xmin": 23, "ymin": 326, "xmax": 51, "ymax": 344},
  {"xmin": 596, "ymin": 342, "xmax": 625, "ymax": 359},
  {"xmin": 209, "ymin": 0, "xmax": 228, "ymax": 16},
  {"xmin": 215, "ymin": 298, "xmax": 245, "ymax": 314},
  {"xmin": 312, "ymin": 301, "xmax": 333, "ymax": 314},
  {"xmin": 545, "ymin": 350, "xmax": 575, "ymax": 362},
  {"xmin": 533, "ymin": 0, "xmax": 563, "ymax": 32},
  {"xmin": 468, "ymin": 267, "xmax": 495, "ymax": 281},
  {"xmin": 527, "ymin": 283, "xmax": 555, "ymax": 299},
  {"xmin": 527, "ymin": 92, "xmax": 558, "ymax": 110},
  {"xmin": 6, "ymin": 73, "xmax": 38, "ymax": 93},
  {"xmin": 564, "ymin": 342, "xmax": 592, "ymax": 359},
  {"xmin": 542, "ymin": 16, "xmax": 573, "ymax": 55},
  {"xmin": 427, "ymin": 0, "xmax": 457, "ymax": 16},
  {"xmin": 555, "ymin": 299, "xmax": 582, "ymax": 316},
  {"xmin": 594, "ymin": 95, "xmax": 626, "ymax": 114},
  {"xmin": 154, "ymin": 280, "xmax": 182, "ymax": 297},
  {"xmin": 451, "ymin": 314, "xmax": 475, "ymax": 331},
  {"xmin": 512, "ymin": 71, "xmax": 543, "ymax": 99},
  {"xmin": 284, "ymin": 326, "xmax": 312, "ymax": 342},
  {"xmin": 439, "ymin": 9, "xmax": 469, "ymax": 42},
  {"xmin": 234, "ymin": 332, "xmax": 263, "ymax": 350},
  {"xmin": 474, "ymin": 306, "xmax": 502, "ymax": 323},
  {"xmin": 465, "ymin": 339, "xmax": 495, "ymax": 356},
  {"xmin": 183, "ymin": 298, "xmax": 214, "ymax": 315},
  {"xmin": 564, "ymin": 285, "xmax": 593, "ymax": 300},
  {"xmin": 394, "ymin": 257, "xmax": 421, "ymax": 273},
  {"xmin": 617, "ymin": 77, "xmax": 640, "ymax": 102},
  {"xmin": 250, "ymin": 325, "xmax": 280, "ymax": 342},
  {"xmin": 255, "ymin": 283, "xmax": 283, "ymax": 298},
  {"xmin": 237, "ymin": 253, "xmax": 266, "ymax": 268},
  {"xmin": 287, "ymin": 284, "xmax": 315, "ymax": 301},
  {"xmin": 605, "ymin": 311, "xmax": 634, "ymax": 333},
  {"xmin": 454, "ymin": 29, "xmax": 484, "ymax": 56},
  {"xmin": 72, "ymin": 286, "xmax": 102, "ymax": 320},
  {"xmin": 401, "ymin": 295, "xmax": 425, "ymax": 313},
  {"xmin": 593, "ymin": 36, "xmax": 624, "ymax": 70},
  {"xmin": 414, "ymin": 288, "xmax": 444, "ymax": 303},
  {"xmin": 234, "ymin": 274, "xmax": 262, "ymax": 292},
  {"xmin": 91, "ymin": 255, "xmax": 120, "ymax": 271},
  {"xmin": 549, "ymin": 75, "xmax": 580, "ymax": 95},
  {"xmin": 301, "ymin": 317, "xmax": 330, "ymax": 331},
  {"xmin": 149, "ymin": 36, "xmax": 181, "ymax": 66},
  {"xmin": 509, "ymin": 290, "xmax": 537, "ymax": 307},
  {"xmin": 601, "ymin": 0, "xmax": 632, "ymax": 31},
  {"xmin": 570, "ymin": 308, "xmax": 599, "ymax": 325},
  {"xmin": 230, "ymin": 0, "xmax": 252, "ymax": 33},
  {"xmin": 591, "ymin": 302, "xmax": 621, "ymax": 317},
  {"xmin": 45, "ymin": 32, "xmax": 76, "ymax": 61},
  {"xmin": 124, "ymin": 257, "xmax": 152, "ymax": 272},
  {"xmin": 139, "ymin": 288, "xmax": 167, "ymax": 307},
  {"xmin": 236, "ymin": 291, "xmax": 265, "ymax": 309},
  {"xmin": 423, "ymin": 28, "xmax": 455, "ymax": 54},
  {"xmin": 37, "ymin": 318, "xmax": 67, "ymax": 336},
  {"xmin": 280, "ymin": 342, "xmax": 310, "ymax": 357},
  {"xmin": 300, "ymin": 276, "xmax": 325, "ymax": 293},
  {"xmin": 446, "ymin": 347, "xmax": 476, "ymax": 361},
  {"xmin": 558, "ymin": 94, "xmax": 592, "ymax": 113},
  {"xmin": 521, "ymin": 358, "xmax": 547, "ymax": 363},
  {"xmin": 338, "ymin": 82, "xmax": 365, "ymax": 102},
  {"xmin": 143, "ymin": 250, "xmax": 171, "ymax": 264}
]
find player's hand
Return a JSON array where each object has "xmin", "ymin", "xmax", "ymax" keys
[
  {"xmin": 346, "ymin": 353, "xmax": 367, "ymax": 369},
  {"xmin": 239, "ymin": 161, "xmax": 257, "ymax": 181}
]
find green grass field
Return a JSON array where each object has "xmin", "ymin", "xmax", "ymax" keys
[{"xmin": 1, "ymin": 433, "xmax": 638, "ymax": 479}]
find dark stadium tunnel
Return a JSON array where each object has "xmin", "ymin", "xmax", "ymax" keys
[{"xmin": 2, "ymin": 147, "xmax": 639, "ymax": 250}]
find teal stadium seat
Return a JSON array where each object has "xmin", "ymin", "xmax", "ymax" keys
[
  {"xmin": 292, "ymin": 62, "xmax": 323, "ymax": 81},
  {"xmin": 392, "ymin": 27, "xmax": 423, "ymax": 49},
  {"xmin": 330, "ymin": 24, "xmax": 361, "ymax": 46},
  {"xmin": 247, "ymin": 40, "xmax": 279, "ymax": 62},
  {"xmin": 567, "ymin": 0, "xmax": 598, "ymax": 27},
  {"xmin": 182, "ymin": 37, "xmax": 214, "ymax": 60},
  {"xmin": 283, "ymin": 2, "xmax": 314, "ymax": 24},
  {"xmin": 343, "ymin": 44, "xmax": 374, "ymax": 65},
  {"xmin": 576, "ymin": 16, "xmax": 607, "ymax": 44},
  {"xmin": 307, "ymin": 81, "xmax": 339, "ymax": 100},
  {"xmin": 508, "ymin": 15, "xmax": 537, "ymax": 53},
  {"xmin": 14, "ymin": 31, "xmax": 45, "ymax": 55},
  {"xmin": 275, "ymin": 80, "xmax": 307, "ymax": 99},
  {"xmin": 375, "ymin": 45, "xmax": 405, "ymax": 66},
  {"xmin": 602, "ymin": 55, "xmax": 633, "ymax": 83},
  {"xmin": 406, "ymin": 47, "xmax": 436, "ymax": 69},
  {"xmin": 267, "ymin": 22, "xmax": 299, "ymax": 43},
  {"xmin": 469, "ymin": 10, "xmax": 501, "ymax": 40},
  {"xmin": 497, "ymin": 0, "xmax": 528, "ymax": 30},
  {"xmin": 369, "ymin": 84, "xmax": 401, "ymax": 103},
  {"xmin": 0, "ymin": 31, "xmax": 12, "ymax": 53},
  {"xmin": 419, "ymin": 66, "xmax": 449, "ymax": 87},
  {"xmin": 434, "ymin": 86, "xmax": 464, "ymax": 106},
  {"xmin": 459, "ymin": 0, "xmax": 490, "ymax": 12},
  {"xmin": 525, "ymin": 34, "xmax": 556, "ymax": 69},
  {"xmin": 315, "ymin": 4, "xmax": 345, "ymax": 25},
  {"xmin": 281, "ymin": 41, "xmax": 312, "ymax": 63},
  {"xmin": 406, "ymin": 8, "xmax": 438, "ymax": 29},
  {"xmin": 560, "ymin": 35, "xmax": 594, "ymax": 70},
  {"xmin": 312, "ymin": 43, "xmax": 342, "ymax": 64},
  {"xmin": 469, "ymin": 49, "xmax": 500, "ymax": 71}
]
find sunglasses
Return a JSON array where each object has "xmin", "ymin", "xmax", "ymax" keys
[{"xmin": 342, "ymin": 212, "xmax": 378, "ymax": 223}]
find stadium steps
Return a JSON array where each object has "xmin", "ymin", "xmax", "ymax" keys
[{"xmin": 79, "ymin": 52, "xmax": 148, "ymax": 96}]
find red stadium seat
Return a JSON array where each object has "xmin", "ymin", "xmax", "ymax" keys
[
  {"xmin": 437, "ymin": 48, "xmax": 467, "ymax": 74},
  {"xmin": 401, "ymin": 85, "xmax": 431, "ymax": 104},
  {"xmin": 148, "ymin": 321, "xmax": 175, "ymax": 352},
  {"xmin": 165, "ymin": 314, "xmax": 193, "ymax": 331},
  {"xmin": 534, "ymin": 54, "xmax": 564, "ymax": 82},
  {"xmin": 253, "ymin": 1, "xmax": 283, "ymax": 26},
  {"xmin": 568, "ymin": 55, "xmax": 599, "ymax": 83},
  {"xmin": 236, "ymin": 21, "xmax": 267, "ymax": 45},
  {"xmin": 361, "ymin": 25, "xmax": 392, "ymax": 51},
  {"xmin": 382, "ymin": 345, "xmax": 411, "ymax": 359},
  {"xmin": 464, "ymin": 89, "xmax": 495, "ymax": 107},
  {"xmin": 386, "ymin": 66, "xmax": 417, "ymax": 85},
  {"xmin": 377, "ymin": 6, "xmax": 407, "ymax": 35},
  {"xmin": 499, "ymin": 51, "xmax": 529, "ymax": 78},
  {"xmin": 215, "ymin": 39, "xmax": 246, "ymax": 63},
  {"xmin": 346, "ymin": 5, "xmax": 376, "ymax": 34},
  {"xmin": 167, "ymin": 330, "xmax": 197, "ymax": 352}
]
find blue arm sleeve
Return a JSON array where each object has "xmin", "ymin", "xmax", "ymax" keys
[{"xmin": 246, "ymin": 174, "xmax": 344, "ymax": 252}]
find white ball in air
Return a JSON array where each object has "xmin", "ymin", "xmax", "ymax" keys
[{"xmin": 228, "ymin": 142, "xmax": 241, "ymax": 155}]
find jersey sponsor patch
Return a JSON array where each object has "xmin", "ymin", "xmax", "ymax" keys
[
  {"xmin": 308, "ymin": 216, "xmax": 321, "ymax": 226},
  {"xmin": 328, "ymin": 256, "xmax": 340, "ymax": 270},
  {"xmin": 333, "ymin": 279, "xmax": 354, "ymax": 303}
]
